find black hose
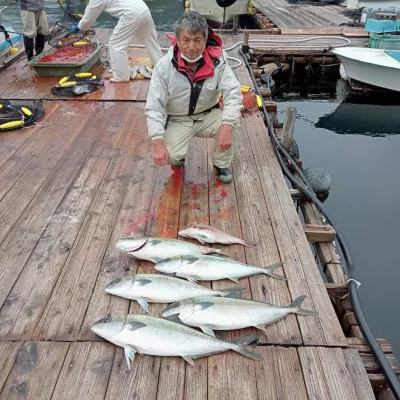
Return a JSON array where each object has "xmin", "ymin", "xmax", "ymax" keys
[{"xmin": 239, "ymin": 47, "xmax": 400, "ymax": 399}]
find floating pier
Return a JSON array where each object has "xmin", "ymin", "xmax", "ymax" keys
[{"xmin": 0, "ymin": 14, "xmax": 398, "ymax": 400}]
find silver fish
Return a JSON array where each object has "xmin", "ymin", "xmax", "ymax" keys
[
  {"xmin": 91, "ymin": 314, "xmax": 262, "ymax": 368},
  {"xmin": 129, "ymin": 66, "xmax": 138, "ymax": 80},
  {"xmin": 105, "ymin": 274, "xmax": 243, "ymax": 313},
  {"xmin": 115, "ymin": 237, "xmax": 227, "ymax": 263},
  {"xmin": 139, "ymin": 65, "xmax": 153, "ymax": 78},
  {"xmin": 155, "ymin": 255, "xmax": 286, "ymax": 283},
  {"xmin": 162, "ymin": 295, "xmax": 318, "ymax": 337},
  {"xmin": 179, "ymin": 224, "xmax": 253, "ymax": 246}
]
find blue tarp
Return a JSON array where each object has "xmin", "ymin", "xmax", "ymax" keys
[
  {"xmin": 385, "ymin": 50, "xmax": 400, "ymax": 62},
  {"xmin": 0, "ymin": 28, "xmax": 22, "ymax": 53}
]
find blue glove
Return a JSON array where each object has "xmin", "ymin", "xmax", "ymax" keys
[{"xmin": 69, "ymin": 25, "xmax": 80, "ymax": 33}]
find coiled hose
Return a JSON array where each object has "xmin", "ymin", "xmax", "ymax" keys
[{"xmin": 238, "ymin": 47, "xmax": 400, "ymax": 399}]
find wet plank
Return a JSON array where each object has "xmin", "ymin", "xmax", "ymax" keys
[
  {"xmin": 32, "ymin": 103, "xmax": 146, "ymax": 341},
  {"xmin": 0, "ymin": 341, "xmax": 69, "ymax": 400},
  {"xmin": 0, "ymin": 342, "xmax": 23, "ymax": 392},
  {"xmin": 255, "ymin": 346, "xmax": 308, "ymax": 399},
  {"xmin": 0, "ymin": 102, "xmax": 139, "ymax": 341},
  {"xmin": 299, "ymin": 347, "xmax": 367, "ymax": 400},
  {"xmin": 0, "ymin": 102, "xmax": 98, "ymax": 312},
  {"xmin": 51, "ymin": 342, "xmax": 114, "ymax": 400}
]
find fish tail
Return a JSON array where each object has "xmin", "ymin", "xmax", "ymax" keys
[
  {"xmin": 290, "ymin": 295, "xmax": 319, "ymax": 316},
  {"xmin": 263, "ymin": 262, "xmax": 287, "ymax": 281},
  {"xmin": 220, "ymin": 286, "xmax": 245, "ymax": 298},
  {"xmin": 232, "ymin": 335, "xmax": 263, "ymax": 361}
]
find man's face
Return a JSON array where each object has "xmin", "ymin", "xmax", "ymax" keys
[{"xmin": 176, "ymin": 29, "xmax": 206, "ymax": 61}]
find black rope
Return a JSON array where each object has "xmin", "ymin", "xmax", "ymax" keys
[{"xmin": 239, "ymin": 47, "xmax": 400, "ymax": 399}]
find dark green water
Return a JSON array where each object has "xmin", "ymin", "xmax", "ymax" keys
[
  {"xmin": 1, "ymin": 0, "xmax": 184, "ymax": 32},
  {"xmin": 278, "ymin": 97, "xmax": 400, "ymax": 360},
  {"xmin": 3, "ymin": 0, "xmax": 400, "ymax": 364}
]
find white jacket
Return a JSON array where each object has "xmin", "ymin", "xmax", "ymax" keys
[
  {"xmin": 145, "ymin": 47, "xmax": 243, "ymax": 141},
  {"xmin": 78, "ymin": 0, "xmax": 148, "ymax": 31}
]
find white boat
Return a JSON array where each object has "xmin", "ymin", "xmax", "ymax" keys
[
  {"xmin": 332, "ymin": 47, "xmax": 400, "ymax": 92},
  {"xmin": 189, "ymin": 0, "xmax": 249, "ymax": 27}
]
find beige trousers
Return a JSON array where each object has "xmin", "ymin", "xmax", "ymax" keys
[
  {"xmin": 164, "ymin": 109, "xmax": 236, "ymax": 169},
  {"xmin": 20, "ymin": 10, "xmax": 50, "ymax": 38},
  {"xmin": 109, "ymin": 9, "xmax": 163, "ymax": 81}
]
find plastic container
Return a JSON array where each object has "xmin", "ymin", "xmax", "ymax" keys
[
  {"xmin": 365, "ymin": 19, "xmax": 400, "ymax": 33},
  {"xmin": 29, "ymin": 42, "xmax": 103, "ymax": 77},
  {"xmin": 369, "ymin": 35, "xmax": 400, "ymax": 50}
]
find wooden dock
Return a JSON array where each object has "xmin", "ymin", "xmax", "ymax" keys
[{"xmin": 0, "ymin": 28, "xmax": 398, "ymax": 399}]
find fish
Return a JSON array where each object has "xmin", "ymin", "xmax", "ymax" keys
[
  {"xmin": 155, "ymin": 255, "xmax": 286, "ymax": 283},
  {"xmin": 179, "ymin": 224, "xmax": 253, "ymax": 246},
  {"xmin": 162, "ymin": 295, "xmax": 318, "ymax": 337},
  {"xmin": 129, "ymin": 66, "xmax": 138, "ymax": 80},
  {"xmin": 115, "ymin": 237, "xmax": 227, "ymax": 263},
  {"xmin": 105, "ymin": 274, "xmax": 243, "ymax": 313},
  {"xmin": 91, "ymin": 314, "xmax": 262, "ymax": 368}
]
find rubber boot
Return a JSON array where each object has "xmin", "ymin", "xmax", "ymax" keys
[
  {"xmin": 23, "ymin": 36, "xmax": 35, "ymax": 61},
  {"xmin": 35, "ymin": 34, "xmax": 46, "ymax": 56}
]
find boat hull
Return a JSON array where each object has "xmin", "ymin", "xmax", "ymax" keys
[{"xmin": 333, "ymin": 48, "xmax": 400, "ymax": 92}]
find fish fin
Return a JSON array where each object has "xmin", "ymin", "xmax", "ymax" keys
[
  {"xmin": 137, "ymin": 299, "xmax": 150, "ymax": 313},
  {"xmin": 150, "ymin": 257, "xmax": 162, "ymax": 263},
  {"xmin": 200, "ymin": 326, "xmax": 215, "ymax": 337},
  {"xmin": 290, "ymin": 295, "xmax": 319, "ymax": 316},
  {"xmin": 196, "ymin": 301, "xmax": 215, "ymax": 310},
  {"xmin": 220, "ymin": 286, "xmax": 244, "ymax": 298},
  {"xmin": 124, "ymin": 346, "xmax": 137, "ymax": 369},
  {"xmin": 228, "ymin": 277, "xmax": 240, "ymax": 284},
  {"xmin": 186, "ymin": 277, "xmax": 198, "ymax": 284},
  {"xmin": 163, "ymin": 314, "xmax": 187, "ymax": 326},
  {"xmin": 198, "ymin": 237, "xmax": 206, "ymax": 244},
  {"xmin": 263, "ymin": 262, "xmax": 287, "ymax": 281},
  {"xmin": 232, "ymin": 335, "xmax": 263, "ymax": 361},
  {"xmin": 120, "ymin": 237, "xmax": 148, "ymax": 252},
  {"xmin": 233, "ymin": 334, "xmax": 259, "ymax": 346},
  {"xmin": 182, "ymin": 355, "xmax": 195, "ymax": 366},
  {"xmin": 254, "ymin": 324, "xmax": 268, "ymax": 334}
]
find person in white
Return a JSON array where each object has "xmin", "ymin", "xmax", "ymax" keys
[
  {"xmin": 70, "ymin": 0, "xmax": 163, "ymax": 82},
  {"xmin": 145, "ymin": 12, "xmax": 242, "ymax": 183}
]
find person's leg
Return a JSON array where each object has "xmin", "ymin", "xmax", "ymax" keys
[
  {"xmin": 132, "ymin": 10, "xmax": 163, "ymax": 67},
  {"xmin": 163, "ymin": 118, "xmax": 196, "ymax": 166},
  {"xmin": 195, "ymin": 109, "xmax": 236, "ymax": 182},
  {"xmin": 20, "ymin": 10, "xmax": 36, "ymax": 61},
  {"xmin": 108, "ymin": 17, "xmax": 136, "ymax": 82},
  {"xmin": 35, "ymin": 10, "xmax": 49, "ymax": 55}
]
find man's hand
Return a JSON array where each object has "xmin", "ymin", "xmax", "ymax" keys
[
  {"xmin": 218, "ymin": 124, "xmax": 233, "ymax": 153},
  {"xmin": 152, "ymin": 139, "xmax": 169, "ymax": 166}
]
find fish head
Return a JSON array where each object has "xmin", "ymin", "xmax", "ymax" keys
[
  {"xmin": 105, "ymin": 276, "xmax": 135, "ymax": 296},
  {"xmin": 161, "ymin": 298, "xmax": 194, "ymax": 318},
  {"xmin": 115, "ymin": 237, "xmax": 148, "ymax": 253},
  {"xmin": 179, "ymin": 226, "xmax": 215, "ymax": 243},
  {"xmin": 154, "ymin": 256, "xmax": 184, "ymax": 275},
  {"xmin": 91, "ymin": 316, "xmax": 126, "ymax": 341}
]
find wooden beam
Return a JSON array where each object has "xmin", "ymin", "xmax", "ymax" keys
[
  {"xmin": 303, "ymin": 223, "xmax": 336, "ymax": 242},
  {"xmin": 325, "ymin": 283, "xmax": 348, "ymax": 298},
  {"xmin": 281, "ymin": 106, "xmax": 296, "ymax": 150},
  {"xmin": 347, "ymin": 337, "xmax": 393, "ymax": 354}
]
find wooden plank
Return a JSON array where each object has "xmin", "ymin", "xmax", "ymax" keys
[
  {"xmin": 0, "ymin": 342, "xmax": 22, "ymax": 392},
  {"xmin": 0, "ymin": 101, "xmax": 60, "ymax": 173},
  {"xmin": 0, "ymin": 102, "xmax": 139, "ymax": 341},
  {"xmin": 0, "ymin": 341, "xmax": 69, "ymax": 400},
  {"xmin": 244, "ymin": 112, "xmax": 346, "ymax": 346},
  {"xmin": 347, "ymin": 337, "xmax": 393, "ymax": 354},
  {"xmin": 255, "ymin": 346, "xmax": 308, "ymax": 399},
  {"xmin": 299, "ymin": 347, "xmax": 369, "ymax": 400},
  {"xmin": 360, "ymin": 353, "xmax": 400, "ymax": 374},
  {"xmin": 32, "ymin": 104, "xmax": 146, "ymax": 341},
  {"xmin": 229, "ymin": 117, "xmax": 301, "ymax": 345},
  {"xmin": 325, "ymin": 283, "xmax": 348, "ymax": 298},
  {"xmin": 343, "ymin": 348, "xmax": 378, "ymax": 400},
  {"xmin": 78, "ymin": 106, "xmax": 155, "ymax": 341},
  {"xmin": 303, "ymin": 224, "xmax": 336, "ymax": 242},
  {"xmin": 0, "ymin": 102, "xmax": 98, "ymax": 311},
  {"xmin": 52, "ymin": 342, "xmax": 114, "ymax": 400}
]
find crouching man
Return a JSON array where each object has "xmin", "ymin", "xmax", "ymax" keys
[{"xmin": 145, "ymin": 11, "xmax": 242, "ymax": 183}]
